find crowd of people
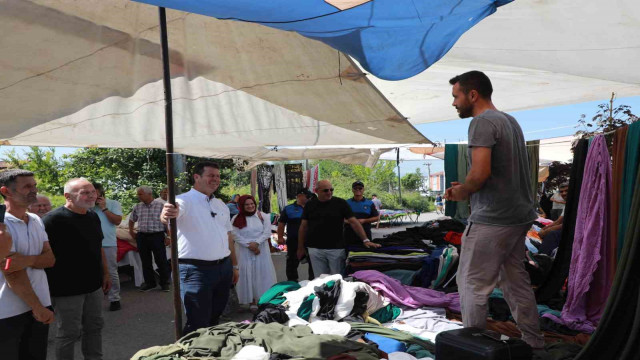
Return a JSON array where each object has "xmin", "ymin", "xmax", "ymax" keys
[{"xmin": 0, "ymin": 71, "xmax": 555, "ymax": 359}]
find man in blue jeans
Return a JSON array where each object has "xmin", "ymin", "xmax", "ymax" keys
[{"xmin": 161, "ymin": 161, "xmax": 239, "ymax": 334}]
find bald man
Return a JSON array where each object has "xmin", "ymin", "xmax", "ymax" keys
[
  {"xmin": 297, "ymin": 180, "xmax": 380, "ymax": 277},
  {"xmin": 29, "ymin": 195, "xmax": 52, "ymax": 218},
  {"xmin": 43, "ymin": 178, "xmax": 111, "ymax": 360}
]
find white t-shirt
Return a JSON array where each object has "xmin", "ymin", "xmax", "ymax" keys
[
  {"xmin": 551, "ymin": 192, "xmax": 565, "ymax": 210},
  {"xmin": 0, "ymin": 212, "xmax": 52, "ymax": 319},
  {"xmin": 175, "ymin": 188, "xmax": 231, "ymax": 261}
]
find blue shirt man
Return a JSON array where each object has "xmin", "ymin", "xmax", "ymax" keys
[
  {"xmin": 92, "ymin": 183, "xmax": 123, "ymax": 311},
  {"xmin": 277, "ymin": 189, "xmax": 314, "ymax": 281},
  {"xmin": 344, "ymin": 181, "xmax": 379, "ymax": 246}
]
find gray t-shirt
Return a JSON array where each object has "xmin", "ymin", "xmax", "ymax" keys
[{"xmin": 467, "ymin": 110, "xmax": 537, "ymax": 226}]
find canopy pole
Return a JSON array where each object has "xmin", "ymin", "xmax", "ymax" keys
[
  {"xmin": 158, "ymin": 6, "xmax": 183, "ymax": 340},
  {"xmin": 396, "ymin": 148, "xmax": 402, "ymax": 206}
]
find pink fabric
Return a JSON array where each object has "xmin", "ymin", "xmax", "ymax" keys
[
  {"xmin": 560, "ymin": 135, "xmax": 613, "ymax": 333},
  {"xmin": 352, "ymin": 270, "xmax": 460, "ymax": 312}
]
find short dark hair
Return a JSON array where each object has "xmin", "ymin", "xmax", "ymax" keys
[
  {"xmin": 192, "ymin": 161, "xmax": 220, "ymax": 177},
  {"xmin": 0, "ymin": 169, "xmax": 34, "ymax": 199},
  {"xmin": 449, "ymin": 71, "xmax": 493, "ymax": 99},
  {"xmin": 92, "ymin": 182, "xmax": 104, "ymax": 195},
  {"xmin": 372, "ymin": 194, "xmax": 378, "ymax": 197}
]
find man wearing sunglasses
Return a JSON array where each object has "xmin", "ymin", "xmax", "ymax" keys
[
  {"xmin": 344, "ymin": 181, "xmax": 379, "ymax": 246},
  {"xmin": 297, "ymin": 180, "xmax": 380, "ymax": 277}
]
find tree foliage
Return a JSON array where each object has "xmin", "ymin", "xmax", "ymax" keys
[{"xmin": 576, "ymin": 92, "xmax": 638, "ymax": 149}]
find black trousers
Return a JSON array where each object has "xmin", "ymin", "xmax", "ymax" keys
[
  {"xmin": 0, "ymin": 308, "xmax": 51, "ymax": 360},
  {"xmin": 286, "ymin": 237, "xmax": 314, "ymax": 281},
  {"xmin": 137, "ymin": 232, "xmax": 171, "ymax": 287}
]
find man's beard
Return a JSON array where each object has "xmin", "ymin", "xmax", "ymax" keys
[{"xmin": 457, "ymin": 105, "xmax": 473, "ymax": 119}]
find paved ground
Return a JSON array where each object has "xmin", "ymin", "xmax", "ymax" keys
[{"xmin": 46, "ymin": 212, "xmax": 442, "ymax": 360}]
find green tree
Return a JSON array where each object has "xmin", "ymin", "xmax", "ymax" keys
[
  {"xmin": 401, "ymin": 169, "xmax": 424, "ymax": 192},
  {"xmin": 3, "ymin": 147, "xmax": 64, "ymax": 195},
  {"xmin": 576, "ymin": 92, "xmax": 638, "ymax": 149}
]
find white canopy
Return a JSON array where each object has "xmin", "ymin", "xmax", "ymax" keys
[
  {"xmin": 1, "ymin": 0, "xmax": 637, "ymax": 164},
  {"xmin": 0, "ymin": 0, "xmax": 428, "ymax": 163},
  {"xmin": 370, "ymin": 0, "xmax": 640, "ymax": 124}
]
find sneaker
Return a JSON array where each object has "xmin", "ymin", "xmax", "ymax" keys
[
  {"xmin": 139, "ymin": 283, "xmax": 156, "ymax": 292},
  {"xmin": 161, "ymin": 284, "xmax": 170, "ymax": 292},
  {"xmin": 109, "ymin": 301, "xmax": 121, "ymax": 311}
]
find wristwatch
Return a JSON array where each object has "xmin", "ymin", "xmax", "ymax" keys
[
  {"xmin": 233, "ymin": 265, "xmax": 239, "ymax": 270},
  {"xmin": 362, "ymin": 239, "xmax": 371, "ymax": 243}
]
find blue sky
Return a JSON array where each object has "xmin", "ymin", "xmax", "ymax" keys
[{"xmin": 2, "ymin": 96, "xmax": 639, "ymax": 180}]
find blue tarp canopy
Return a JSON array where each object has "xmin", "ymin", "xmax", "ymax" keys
[{"xmin": 135, "ymin": 0, "xmax": 512, "ymax": 80}]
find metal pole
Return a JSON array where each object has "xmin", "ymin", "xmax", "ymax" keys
[
  {"xmin": 396, "ymin": 148, "xmax": 402, "ymax": 206},
  {"xmin": 158, "ymin": 7, "xmax": 182, "ymax": 340}
]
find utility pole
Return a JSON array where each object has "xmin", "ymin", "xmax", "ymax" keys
[{"xmin": 424, "ymin": 161, "xmax": 432, "ymax": 191}]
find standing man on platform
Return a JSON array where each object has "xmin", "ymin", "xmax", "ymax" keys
[
  {"xmin": 277, "ymin": 188, "xmax": 314, "ymax": 281},
  {"xmin": 344, "ymin": 181, "xmax": 379, "ymax": 246},
  {"xmin": 160, "ymin": 161, "xmax": 239, "ymax": 334},
  {"xmin": 129, "ymin": 186, "xmax": 170, "ymax": 292},
  {"xmin": 44, "ymin": 178, "xmax": 111, "ymax": 360},
  {"xmin": 445, "ymin": 71, "xmax": 544, "ymax": 350},
  {"xmin": 93, "ymin": 183, "xmax": 123, "ymax": 311},
  {"xmin": 297, "ymin": 180, "xmax": 380, "ymax": 277},
  {"xmin": 0, "ymin": 169, "xmax": 55, "ymax": 360}
]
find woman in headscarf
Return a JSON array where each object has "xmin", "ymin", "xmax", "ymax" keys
[{"xmin": 231, "ymin": 195, "xmax": 276, "ymax": 312}]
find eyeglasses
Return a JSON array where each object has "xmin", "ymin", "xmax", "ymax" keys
[
  {"xmin": 353, "ymin": 187, "xmax": 364, "ymax": 191},
  {"xmin": 320, "ymin": 188, "xmax": 334, "ymax": 193}
]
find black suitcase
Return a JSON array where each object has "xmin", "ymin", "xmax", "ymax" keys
[{"xmin": 435, "ymin": 327, "xmax": 532, "ymax": 360}]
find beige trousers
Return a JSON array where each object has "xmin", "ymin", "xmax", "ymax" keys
[{"xmin": 457, "ymin": 222, "xmax": 545, "ymax": 348}]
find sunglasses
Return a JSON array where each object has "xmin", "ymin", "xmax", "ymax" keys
[{"xmin": 320, "ymin": 188, "xmax": 334, "ymax": 193}]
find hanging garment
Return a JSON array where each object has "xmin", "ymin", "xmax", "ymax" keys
[
  {"xmin": 257, "ymin": 165, "xmax": 273, "ymax": 213},
  {"xmin": 284, "ymin": 164, "xmax": 304, "ymax": 200},
  {"xmin": 609, "ymin": 126, "xmax": 628, "ymax": 282},
  {"xmin": 273, "ymin": 164, "xmax": 288, "ymax": 212},
  {"xmin": 536, "ymin": 139, "xmax": 589, "ymax": 302},
  {"xmin": 555, "ymin": 135, "xmax": 613, "ymax": 333},
  {"xmin": 251, "ymin": 168, "xmax": 258, "ymax": 198},
  {"xmin": 573, "ymin": 148, "xmax": 640, "ymax": 360},
  {"xmin": 455, "ymin": 144, "xmax": 470, "ymax": 220},
  {"xmin": 618, "ymin": 121, "xmax": 640, "ymax": 258},
  {"xmin": 527, "ymin": 140, "xmax": 540, "ymax": 207},
  {"xmin": 308, "ymin": 165, "xmax": 320, "ymax": 193},
  {"xmin": 444, "ymin": 144, "xmax": 458, "ymax": 217}
]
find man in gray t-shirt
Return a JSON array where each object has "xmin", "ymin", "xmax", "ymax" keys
[{"xmin": 445, "ymin": 71, "xmax": 544, "ymax": 349}]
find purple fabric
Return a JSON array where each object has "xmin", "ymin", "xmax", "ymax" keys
[
  {"xmin": 541, "ymin": 313, "xmax": 595, "ymax": 333},
  {"xmin": 559, "ymin": 135, "xmax": 613, "ymax": 333},
  {"xmin": 352, "ymin": 270, "xmax": 460, "ymax": 312}
]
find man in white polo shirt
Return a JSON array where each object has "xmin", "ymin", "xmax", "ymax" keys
[
  {"xmin": 0, "ymin": 169, "xmax": 56, "ymax": 360},
  {"xmin": 161, "ymin": 161, "xmax": 239, "ymax": 334}
]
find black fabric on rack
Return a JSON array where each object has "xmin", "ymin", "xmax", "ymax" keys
[
  {"xmin": 257, "ymin": 165, "xmax": 273, "ymax": 213},
  {"xmin": 536, "ymin": 139, "xmax": 589, "ymax": 302},
  {"xmin": 315, "ymin": 280, "xmax": 342, "ymax": 320}
]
